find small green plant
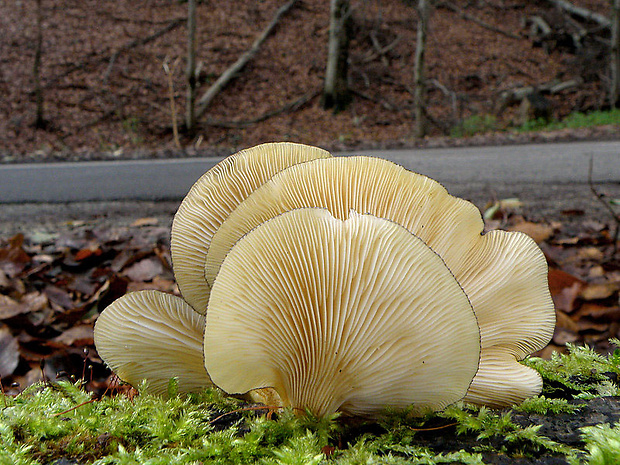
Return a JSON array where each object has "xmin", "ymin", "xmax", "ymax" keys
[
  {"xmin": 523, "ymin": 343, "xmax": 620, "ymax": 399},
  {"xmin": 515, "ymin": 108, "xmax": 620, "ymax": 133},
  {"xmin": 573, "ymin": 423, "xmax": 620, "ymax": 465},
  {"xmin": 3, "ymin": 343, "xmax": 620, "ymax": 463},
  {"xmin": 450, "ymin": 114, "xmax": 498, "ymax": 137},
  {"xmin": 513, "ymin": 396, "xmax": 580, "ymax": 415}
]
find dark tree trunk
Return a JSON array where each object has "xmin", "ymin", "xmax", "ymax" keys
[
  {"xmin": 186, "ymin": 0, "xmax": 198, "ymax": 133},
  {"xmin": 612, "ymin": 0, "xmax": 620, "ymax": 108},
  {"xmin": 413, "ymin": 0, "xmax": 430, "ymax": 138},
  {"xmin": 34, "ymin": 0, "xmax": 46, "ymax": 129},
  {"xmin": 322, "ymin": 0, "xmax": 352, "ymax": 112}
]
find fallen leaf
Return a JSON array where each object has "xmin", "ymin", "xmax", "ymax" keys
[
  {"xmin": 555, "ymin": 310, "xmax": 579, "ymax": 332},
  {"xmin": 0, "ymin": 326, "xmax": 19, "ymax": 377},
  {"xmin": 74, "ymin": 246, "xmax": 103, "ymax": 262},
  {"xmin": 580, "ymin": 282, "xmax": 620, "ymax": 301},
  {"xmin": 123, "ymin": 257, "xmax": 164, "ymax": 282},
  {"xmin": 574, "ymin": 303, "xmax": 620, "ymax": 320},
  {"xmin": 553, "ymin": 328, "xmax": 579, "ymax": 345},
  {"xmin": 508, "ymin": 220, "xmax": 554, "ymax": 243},
  {"xmin": 51, "ymin": 325, "xmax": 94, "ymax": 347},
  {"xmin": 131, "ymin": 217, "xmax": 159, "ymax": 227},
  {"xmin": 44, "ymin": 285, "xmax": 75, "ymax": 310},
  {"xmin": 548, "ymin": 268, "xmax": 585, "ymax": 313},
  {"xmin": 0, "ymin": 294, "xmax": 28, "ymax": 319}
]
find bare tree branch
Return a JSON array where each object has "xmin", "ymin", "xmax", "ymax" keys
[
  {"xmin": 195, "ymin": 0, "xmax": 298, "ymax": 119},
  {"xmin": 204, "ymin": 89, "xmax": 318, "ymax": 128},
  {"xmin": 438, "ymin": 1, "xmax": 522, "ymax": 40}
]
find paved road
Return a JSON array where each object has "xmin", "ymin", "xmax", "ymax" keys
[
  {"xmin": 0, "ymin": 141, "xmax": 618, "ymax": 237},
  {"xmin": 0, "ymin": 140, "xmax": 618, "ymax": 203}
]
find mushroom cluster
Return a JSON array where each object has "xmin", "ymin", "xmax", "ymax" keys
[{"xmin": 94, "ymin": 142, "xmax": 555, "ymax": 418}]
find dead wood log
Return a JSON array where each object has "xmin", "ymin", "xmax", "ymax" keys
[
  {"xmin": 437, "ymin": 1, "xmax": 521, "ymax": 40},
  {"xmin": 195, "ymin": 0, "xmax": 298, "ymax": 119},
  {"xmin": 546, "ymin": 0, "xmax": 611, "ymax": 29},
  {"xmin": 498, "ymin": 78, "xmax": 583, "ymax": 106},
  {"xmin": 203, "ymin": 89, "xmax": 318, "ymax": 128}
]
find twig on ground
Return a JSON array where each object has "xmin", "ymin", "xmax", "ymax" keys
[
  {"xmin": 437, "ymin": 1, "xmax": 522, "ymax": 40},
  {"xmin": 204, "ymin": 89, "xmax": 318, "ymax": 128}
]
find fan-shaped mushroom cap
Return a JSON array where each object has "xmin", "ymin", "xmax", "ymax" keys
[
  {"xmin": 204, "ymin": 208, "xmax": 481, "ymax": 418},
  {"xmin": 171, "ymin": 142, "xmax": 331, "ymax": 313},
  {"xmin": 94, "ymin": 290, "xmax": 211, "ymax": 396},
  {"xmin": 206, "ymin": 156, "xmax": 555, "ymax": 407}
]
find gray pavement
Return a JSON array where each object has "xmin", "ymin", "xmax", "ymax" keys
[
  {"xmin": 0, "ymin": 140, "xmax": 618, "ymax": 203},
  {"xmin": 0, "ymin": 140, "xmax": 618, "ymax": 236}
]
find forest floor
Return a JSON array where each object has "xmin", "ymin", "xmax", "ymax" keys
[
  {"xmin": 1, "ymin": 2, "xmax": 620, "ymax": 462},
  {"xmin": 1, "ymin": 0, "xmax": 618, "ymax": 163}
]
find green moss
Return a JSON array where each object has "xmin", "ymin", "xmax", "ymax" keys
[
  {"xmin": 513, "ymin": 396, "xmax": 580, "ymax": 415},
  {"xmin": 523, "ymin": 343, "xmax": 620, "ymax": 399},
  {"xmin": 572, "ymin": 423, "xmax": 620, "ymax": 465},
  {"xmin": 3, "ymin": 343, "xmax": 620, "ymax": 464}
]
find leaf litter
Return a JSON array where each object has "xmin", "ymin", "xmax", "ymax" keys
[{"xmin": 0, "ymin": 203, "xmax": 618, "ymax": 396}]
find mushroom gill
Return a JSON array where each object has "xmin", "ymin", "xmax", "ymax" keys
[
  {"xmin": 205, "ymin": 155, "xmax": 555, "ymax": 407},
  {"xmin": 94, "ymin": 290, "xmax": 211, "ymax": 396},
  {"xmin": 171, "ymin": 142, "xmax": 331, "ymax": 314},
  {"xmin": 204, "ymin": 208, "xmax": 481, "ymax": 418}
]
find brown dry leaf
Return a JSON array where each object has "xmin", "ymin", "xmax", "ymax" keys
[
  {"xmin": 123, "ymin": 257, "xmax": 164, "ymax": 282},
  {"xmin": 0, "ymin": 294, "xmax": 28, "ymax": 319},
  {"xmin": 555, "ymin": 236, "xmax": 581, "ymax": 246},
  {"xmin": 0, "ymin": 234, "xmax": 31, "ymax": 278},
  {"xmin": 589, "ymin": 266, "xmax": 606, "ymax": 278},
  {"xmin": 51, "ymin": 325, "xmax": 95, "ymax": 347},
  {"xmin": 580, "ymin": 282, "xmax": 620, "ymax": 301},
  {"xmin": 555, "ymin": 310, "xmax": 579, "ymax": 332},
  {"xmin": 553, "ymin": 328, "xmax": 579, "ymax": 345},
  {"xmin": 44, "ymin": 285, "xmax": 76, "ymax": 311},
  {"xmin": 508, "ymin": 220, "xmax": 554, "ymax": 244},
  {"xmin": 131, "ymin": 217, "xmax": 159, "ymax": 227},
  {"xmin": 21, "ymin": 292, "xmax": 49, "ymax": 313},
  {"xmin": 74, "ymin": 246, "xmax": 103, "ymax": 262},
  {"xmin": 548, "ymin": 268, "xmax": 585, "ymax": 313},
  {"xmin": 576, "ymin": 247, "xmax": 605, "ymax": 262},
  {"xmin": 0, "ymin": 269, "xmax": 10, "ymax": 288},
  {"xmin": 575, "ymin": 303, "xmax": 620, "ymax": 320},
  {"xmin": 0, "ymin": 325, "xmax": 19, "ymax": 377}
]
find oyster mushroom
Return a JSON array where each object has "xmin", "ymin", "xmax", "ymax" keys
[
  {"xmin": 204, "ymin": 208, "xmax": 481, "ymax": 418},
  {"xmin": 94, "ymin": 290, "xmax": 211, "ymax": 396},
  {"xmin": 205, "ymin": 156, "xmax": 555, "ymax": 407},
  {"xmin": 171, "ymin": 142, "xmax": 331, "ymax": 313}
]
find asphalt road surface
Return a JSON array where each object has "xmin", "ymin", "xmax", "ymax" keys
[{"xmin": 0, "ymin": 140, "xmax": 618, "ymax": 236}]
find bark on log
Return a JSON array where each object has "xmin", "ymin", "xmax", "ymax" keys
[{"xmin": 195, "ymin": 0, "xmax": 298, "ymax": 119}]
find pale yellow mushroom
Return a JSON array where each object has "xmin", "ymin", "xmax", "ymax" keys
[
  {"xmin": 205, "ymin": 156, "xmax": 555, "ymax": 407},
  {"xmin": 171, "ymin": 142, "xmax": 331, "ymax": 314},
  {"xmin": 94, "ymin": 290, "xmax": 211, "ymax": 396},
  {"xmin": 204, "ymin": 208, "xmax": 481, "ymax": 418}
]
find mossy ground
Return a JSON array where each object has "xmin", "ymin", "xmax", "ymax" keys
[{"xmin": 2, "ymin": 343, "xmax": 620, "ymax": 465}]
